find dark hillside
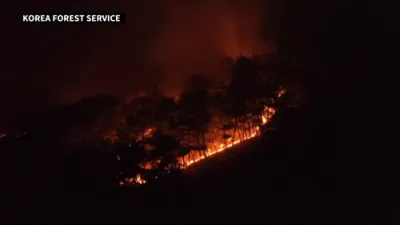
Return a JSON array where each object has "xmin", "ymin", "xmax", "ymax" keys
[{"xmin": 4, "ymin": 107, "xmax": 390, "ymax": 225}]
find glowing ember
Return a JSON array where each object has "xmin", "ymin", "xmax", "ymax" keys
[
  {"xmin": 144, "ymin": 128, "xmax": 153, "ymax": 136},
  {"xmin": 277, "ymin": 89, "xmax": 286, "ymax": 98},
  {"xmin": 262, "ymin": 115, "xmax": 267, "ymax": 124},
  {"xmin": 135, "ymin": 174, "xmax": 146, "ymax": 184}
]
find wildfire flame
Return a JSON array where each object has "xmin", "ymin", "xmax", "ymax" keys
[
  {"xmin": 184, "ymin": 108, "xmax": 273, "ymax": 167},
  {"xmin": 121, "ymin": 89, "xmax": 285, "ymax": 185}
]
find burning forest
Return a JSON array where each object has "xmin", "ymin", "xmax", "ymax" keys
[
  {"xmin": 0, "ymin": 54, "xmax": 292, "ymax": 191},
  {"xmin": 117, "ymin": 87, "xmax": 285, "ymax": 186},
  {"xmin": 90, "ymin": 55, "xmax": 288, "ymax": 187}
]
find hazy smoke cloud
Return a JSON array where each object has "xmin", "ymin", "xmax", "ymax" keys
[
  {"xmin": 3, "ymin": 0, "xmax": 272, "ymax": 124},
  {"xmin": 64, "ymin": 0, "xmax": 270, "ymax": 99},
  {"xmin": 150, "ymin": 1, "xmax": 270, "ymax": 95}
]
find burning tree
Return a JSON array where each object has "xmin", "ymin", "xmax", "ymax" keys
[
  {"xmin": 113, "ymin": 56, "xmax": 286, "ymax": 186},
  {"xmin": 59, "ymin": 55, "xmax": 287, "ymax": 188}
]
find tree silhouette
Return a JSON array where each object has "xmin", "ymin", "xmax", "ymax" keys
[
  {"xmin": 178, "ymin": 75, "xmax": 213, "ymax": 158},
  {"xmin": 230, "ymin": 56, "xmax": 264, "ymax": 102}
]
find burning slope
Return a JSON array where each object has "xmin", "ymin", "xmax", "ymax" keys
[
  {"xmin": 184, "ymin": 107, "xmax": 273, "ymax": 167},
  {"xmin": 121, "ymin": 89, "xmax": 285, "ymax": 186}
]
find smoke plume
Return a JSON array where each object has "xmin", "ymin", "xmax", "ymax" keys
[{"xmin": 3, "ymin": 0, "xmax": 272, "ymax": 125}]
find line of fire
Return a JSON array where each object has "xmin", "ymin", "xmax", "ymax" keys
[{"xmin": 108, "ymin": 56, "xmax": 290, "ymax": 186}]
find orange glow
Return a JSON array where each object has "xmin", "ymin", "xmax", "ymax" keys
[
  {"xmin": 183, "ymin": 106, "xmax": 274, "ymax": 168},
  {"xmin": 121, "ymin": 174, "xmax": 146, "ymax": 185},
  {"xmin": 135, "ymin": 174, "xmax": 146, "ymax": 184},
  {"xmin": 139, "ymin": 160, "xmax": 161, "ymax": 170},
  {"xmin": 262, "ymin": 115, "xmax": 268, "ymax": 124},
  {"xmin": 173, "ymin": 95, "xmax": 180, "ymax": 103},
  {"xmin": 118, "ymin": 89, "xmax": 285, "ymax": 186},
  {"xmin": 278, "ymin": 89, "xmax": 286, "ymax": 98},
  {"xmin": 120, "ymin": 97, "xmax": 282, "ymax": 186},
  {"xmin": 143, "ymin": 128, "xmax": 153, "ymax": 137},
  {"xmin": 151, "ymin": 1, "xmax": 270, "ymax": 95},
  {"xmin": 185, "ymin": 127, "xmax": 259, "ymax": 167}
]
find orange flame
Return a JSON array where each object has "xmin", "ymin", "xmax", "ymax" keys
[
  {"xmin": 184, "ymin": 107, "xmax": 273, "ymax": 167},
  {"xmin": 120, "ymin": 89, "xmax": 285, "ymax": 186}
]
